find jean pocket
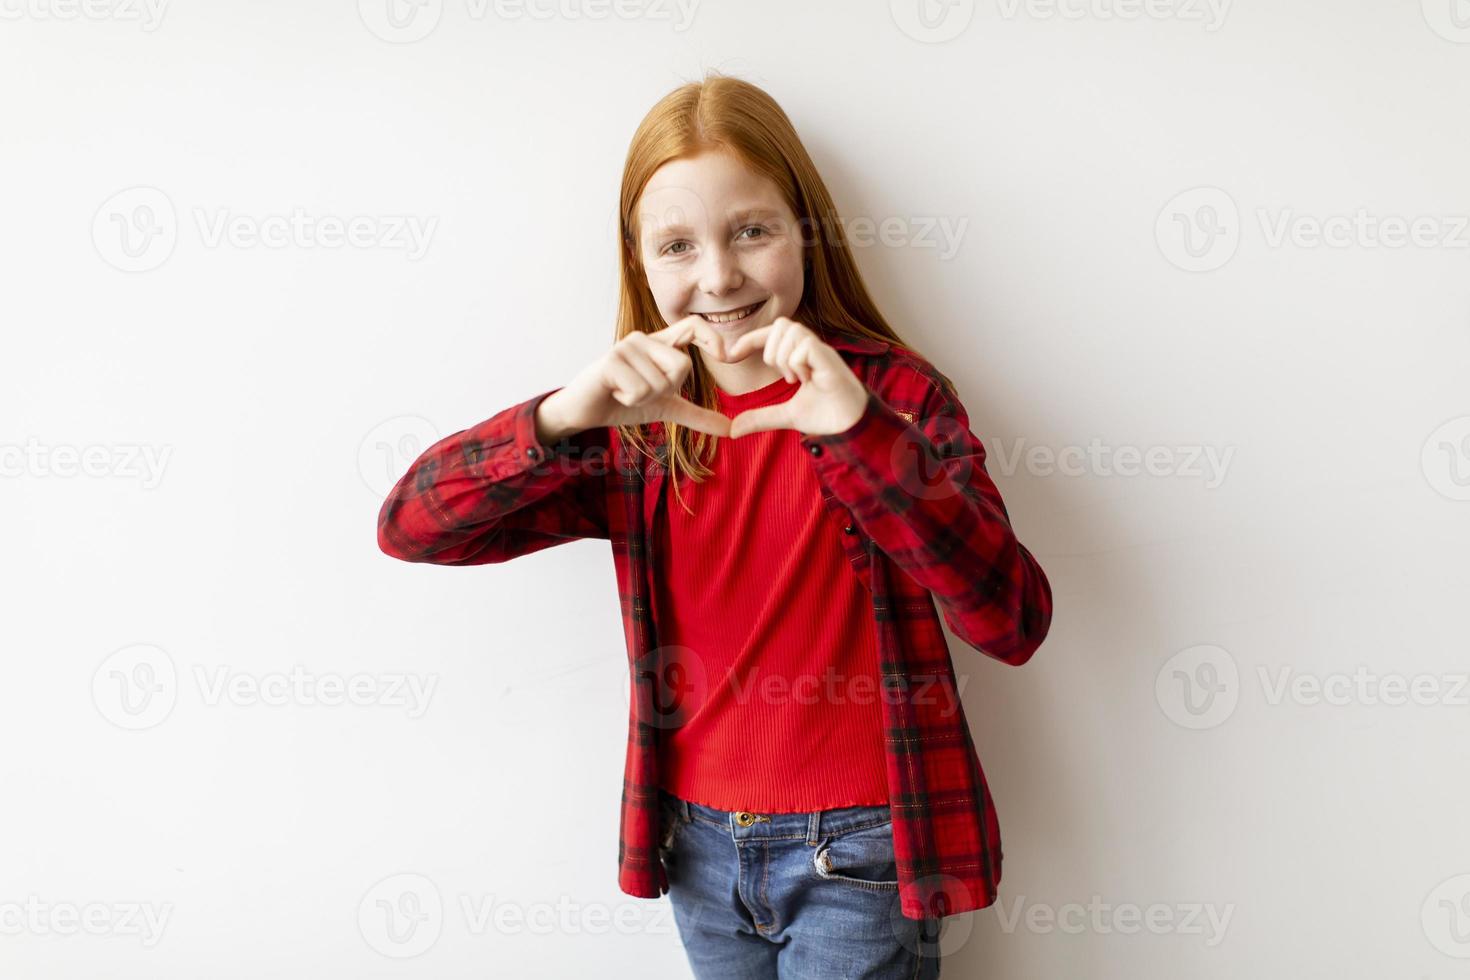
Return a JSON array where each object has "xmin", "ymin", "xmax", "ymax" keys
[
  {"xmin": 657, "ymin": 797, "xmax": 683, "ymax": 855},
  {"xmin": 812, "ymin": 819, "xmax": 899, "ymax": 891}
]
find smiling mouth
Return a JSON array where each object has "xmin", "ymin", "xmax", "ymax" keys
[{"xmin": 696, "ymin": 300, "xmax": 764, "ymax": 325}]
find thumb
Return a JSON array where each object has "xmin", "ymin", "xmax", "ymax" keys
[
  {"xmin": 728, "ymin": 403, "xmax": 793, "ymax": 439},
  {"xmin": 660, "ymin": 397, "xmax": 732, "ymax": 438}
]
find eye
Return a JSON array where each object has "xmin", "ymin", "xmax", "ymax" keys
[
  {"xmin": 661, "ymin": 240, "xmax": 691, "ymax": 257},
  {"xmin": 737, "ymin": 225, "xmax": 767, "ymax": 241}
]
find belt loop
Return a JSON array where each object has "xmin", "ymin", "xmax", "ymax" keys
[
  {"xmin": 807, "ymin": 808, "xmax": 822, "ymax": 846},
  {"xmin": 679, "ymin": 799, "xmax": 690, "ymax": 823}
]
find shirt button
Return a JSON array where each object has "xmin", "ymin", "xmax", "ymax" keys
[
  {"xmin": 808, "ymin": 444, "xmax": 822, "ymax": 457},
  {"xmin": 843, "ymin": 523, "xmax": 856, "ymax": 535},
  {"xmin": 525, "ymin": 446, "xmax": 540, "ymax": 459}
]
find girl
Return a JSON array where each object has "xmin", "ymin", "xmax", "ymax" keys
[{"xmin": 378, "ymin": 73, "xmax": 1053, "ymax": 979}]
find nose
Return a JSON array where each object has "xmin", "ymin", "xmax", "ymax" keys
[{"xmin": 695, "ymin": 244, "xmax": 743, "ymax": 298}]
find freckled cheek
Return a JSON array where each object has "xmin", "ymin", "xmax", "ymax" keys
[
  {"xmin": 746, "ymin": 245, "xmax": 804, "ymax": 298},
  {"xmin": 642, "ymin": 269, "xmax": 689, "ymax": 319}
]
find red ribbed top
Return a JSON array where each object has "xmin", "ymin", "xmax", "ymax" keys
[{"xmin": 651, "ymin": 374, "xmax": 890, "ymax": 813}]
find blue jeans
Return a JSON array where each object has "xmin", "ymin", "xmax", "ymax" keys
[{"xmin": 657, "ymin": 789, "xmax": 944, "ymax": 979}]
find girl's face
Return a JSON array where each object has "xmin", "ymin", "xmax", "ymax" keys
[{"xmin": 635, "ymin": 148, "xmax": 805, "ymax": 355}]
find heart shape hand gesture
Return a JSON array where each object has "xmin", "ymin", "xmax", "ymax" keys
[
  {"xmin": 720, "ymin": 317, "xmax": 870, "ymax": 438},
  {"xmin": 535, "ymin": 314, "xmax": 870, "ymax": 444}
]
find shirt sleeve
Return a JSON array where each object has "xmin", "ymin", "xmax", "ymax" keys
[
  {"xmin": 376, "ymin": 387, "xmax": 612, "ymax": 565},
  {"xmin": 799, "ymin": 365, "xmax": 1053, "ymax": 666}
]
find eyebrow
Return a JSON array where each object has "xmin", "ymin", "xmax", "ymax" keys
[{"xmin": 642, "ymin": 206, "xmax": 783, "ymax": 240}]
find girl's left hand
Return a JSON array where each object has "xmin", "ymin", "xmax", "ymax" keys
[{"xmin": 724, "ymin": 317, "xmax": 871, "ymax": 438}]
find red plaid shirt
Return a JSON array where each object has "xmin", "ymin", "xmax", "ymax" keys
[{"xmin": 376, "ymin": 330, "xmax": 1053, "ymax": 920}]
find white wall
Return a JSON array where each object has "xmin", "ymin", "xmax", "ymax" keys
[{"xmin": 4, "ymin": 1, "xmax": 1468, "ymax": 977}]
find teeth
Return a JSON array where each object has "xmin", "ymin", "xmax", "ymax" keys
[{"xmin": 699, "ymin": 302, "xmax": 760, "ymax": 324}]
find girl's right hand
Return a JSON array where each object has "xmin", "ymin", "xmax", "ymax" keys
[{"xmin": 537, "ymin": 315, "xmax": 734, "ymax": 440}]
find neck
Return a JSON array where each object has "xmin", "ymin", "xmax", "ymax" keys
[{"xmin": 702, "ymin": 355, "xmax": 786, "ymax": 396}]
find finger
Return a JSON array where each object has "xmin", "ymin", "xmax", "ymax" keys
[
  {"xmin": 774, "ymin": 321, "xmax": 807, "ymax": 383},
  {"xmin": 620, "ymin": 341, "xmax": 677, "ymax": 396},
  {"xmin": 650, "ymin": 315, "xmax": 728, "ymax": 363},
  {"xmin": 728, "ymin": 402, "xmax": 792, "ymax": 439},
  {"xmin": 763, "ymin": 318, "xmax": 795, "ymax": 381},
  {"xmin": 724, "ymin": 324, "xmax": 773, "ymax": 362},
  {"xmin": 633, "ymin": 332, "xmax": 695, "ymax": 388},
  {"xmin": 788, "ymin": 337, "xmax": 816, "ymax": 384},
  {"xmin": 604, "ymin": 353, "xmax": 654, "ymax": 406},
  {"xmin": 661, "ymin": 397, "xmax": 732, "ymax": 438}
]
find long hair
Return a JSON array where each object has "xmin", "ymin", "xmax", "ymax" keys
[{"xmin": 616, "ymin": 72, "xmax": 922, "ymax": 514}]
